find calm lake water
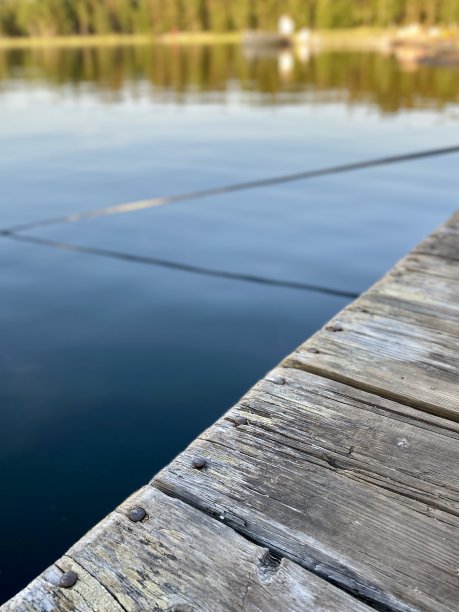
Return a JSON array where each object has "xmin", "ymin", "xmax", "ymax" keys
[{"xmin": 1, "ymin": 42, "xmax": 458, "ymax": 602}]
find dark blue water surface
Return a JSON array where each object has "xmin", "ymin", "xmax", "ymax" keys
[{"xmin": 1, "ymin": 44, "xmax": 459, "ymax": 602}]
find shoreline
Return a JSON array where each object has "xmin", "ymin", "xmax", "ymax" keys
[
  {"xmin": 0, "ymin": 28, "xmax": 457, "ymax": 62},
  {"xmin": 0, "ymin": 29, "xmax": 395, "ymax": 51},
  {"xmin": 0, "ymin": 32, "xmax": 241, "ymax": 49}
]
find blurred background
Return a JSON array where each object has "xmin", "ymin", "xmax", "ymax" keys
[{"xmin": 1, "ymin": 0, "xmax": 459, "ymax": 603}]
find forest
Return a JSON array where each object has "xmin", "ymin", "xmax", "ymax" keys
[{"xmin": 0, "ymin": 0, "xmax": 458, "ymax": 37}]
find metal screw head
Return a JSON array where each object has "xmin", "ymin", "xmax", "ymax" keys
[
  {"xmin": 59, "ymin": 571, "xmax": 78, "ymax": 588},
  {"xmin": 233, "ymin": 416, "xmax": 248, "ymax": 426},
  {"xmin": 128, "ymin": 506, "xmax": 147, "ymax": 522},
  {"xmin": 192, "ymin": 456, "xmax": 207, "ymax": 469}
]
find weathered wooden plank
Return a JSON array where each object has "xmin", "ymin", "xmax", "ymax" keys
[
  {"xmin": 154, "ymin": 367, "xmax": 459, "ymax": 611},
  {"xmin": 417, "ymin": 223, "xmax": 459, "ymax": 262},
  {"xmin": 371, "ymin": 255, "xmax": 459, "ymax": 322},
  {"xmin": 1, "ymin": 555, "xmax": 125, "ymax": 612},
  {"xmin": 401, "ymin": 251, "xmax": 459, "ymax": 284},
  {"xmin": 286, "ymin": 294, "xmax": 459, "ymax": 420},
  {"xmin": 245, "ymin": 368, "xmax": 459, "ymax": 514},
  {"xmin": 2, "ymin": 487, "xmax": 371, "ymax": 612},
  {"xmin": 286, "ymin": 211, "xmax": 459, "ymax": 421}
]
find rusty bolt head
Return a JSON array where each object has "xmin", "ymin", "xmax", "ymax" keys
[
  {"xmin": 128, "ymin": 506, "xmax": 147, "ymax": 522},
  {"xmin": 192, "ymin": 456, "xmax": 207, "ymax": 469},
  {"xmin": 59, "ymin": 571, "xmax": 78, "ymax": 588}
]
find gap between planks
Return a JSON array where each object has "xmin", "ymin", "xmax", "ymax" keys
[{"xmin": 2, "ymin": 487, "xmax": 375, "ymax": 612}]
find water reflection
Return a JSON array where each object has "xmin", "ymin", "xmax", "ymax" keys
[{"xmin": 0, "ymin": 43, "xmax": 458, "ymax": 111}]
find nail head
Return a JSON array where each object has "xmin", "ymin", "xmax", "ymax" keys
[
  {"xmin": 59, "ymin": 571, "xmax": 78, "ymax": 588},
  {"xmin": 268, "ymin": 376, "xmax": 286, "ymax": 385},
  {"xmin": 192, "ymin": 456, "xmax": 207, "ymax": 469},
  {"xmin": 128, "ymin": 506, "xmax": 147, "ymax": 522},
  {"xmin": 326, "ymin": 324, "xmax": 343, "ymax": 332}
]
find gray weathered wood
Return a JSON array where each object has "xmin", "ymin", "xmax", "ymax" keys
[
  {"xmin": 2, "ymin": 487, "xmax": 371, "ymax": 612},
  {"xmin": 286, "ymin": 211, "xmax": 459, "ymax": 421},
  {"xmin": 416, "ymin": 211, "xmax": 459, "ymax": 262},
  {"xmin": 154, "ymin": 367, "xmax": 459, "ymax": 611},
  {"xmin": 1, "ymin": 555, "xmax": 125, "ymax": 612}
]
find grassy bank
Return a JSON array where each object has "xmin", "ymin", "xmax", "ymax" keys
[
  {"xmin": 0, "ymin": 29, "xmax": 391, "ymax": 50},
  {"xmin": 0, "ymin": 34, "xmax": 157, "ymax": 49},
  {"xmin": 0, "ymin": 31, "xmax": 241, "ymax": 49},
  {"xmin": 317, "ymin": 27, "xmax": 394, "ymax": 48},
  {"xmin": 0, "ymin": 28, "xmax": 457, "ymax": 51}
]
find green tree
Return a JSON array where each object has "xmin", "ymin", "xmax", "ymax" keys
[{"xmin": 0, "ymin": 0, "xmax": 458, "ymax": 38}]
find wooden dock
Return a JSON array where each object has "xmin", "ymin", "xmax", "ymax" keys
[{"xmin": 3, "ymin": 211, "xmax": 459, "ymax": 611}]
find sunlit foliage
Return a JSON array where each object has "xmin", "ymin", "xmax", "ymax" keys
[{"xmin": 0, "ymin": 0, "xmax": 458, "ymax": 37}]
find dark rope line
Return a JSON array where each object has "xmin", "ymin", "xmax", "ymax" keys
[
  {"xmin": 4, "ymin": 232, "xmax": 360, "ymax": 299},
  {"xmin": 2, "ymin": 144, "xmax": 459, "ymax": 235}
]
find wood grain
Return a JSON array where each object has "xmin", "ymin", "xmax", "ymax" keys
[
  {"xmin": 154, "ymin": 367, "xmax": 459, "ymax": 611},
  {"xmin": 2, "ymin": 487, "xmax": 370, "ymax": 611},
  {"xmin": 1, "ymin": 555, "xmax": 125, "ymax": 612}
]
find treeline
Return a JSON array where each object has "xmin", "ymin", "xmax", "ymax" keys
[{"xmin": 0, "ymin": 0, "xmax": 458, "ymax": 37}]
